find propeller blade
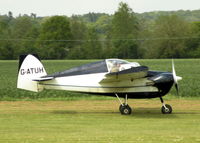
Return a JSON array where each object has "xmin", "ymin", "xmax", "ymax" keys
[
  {"xmin": 172, "ymin": 59, "xmax": 177, "ymax": 84},
  {"xmin": 175, "ymin": 83, "xmax": 179, "ymax": 95},
  {"xmin": 172, "ymin": 59, "xmax": 182, "ymax": 95},
  {"xmin": 176, "ymin": 76, "xmax": 182, "ymax": 81}
]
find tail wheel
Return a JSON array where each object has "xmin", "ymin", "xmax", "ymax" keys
[{"xmin": 161, "ymin": 104, "xmax": 172, "ymax": 114}]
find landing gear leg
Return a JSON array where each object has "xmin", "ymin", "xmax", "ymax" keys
[
  {"xmin": 160, "ymin": 97, "xmax": 172, "ymax": 114},
  {"xmin": 115, "ymin": 94, "xmax": 132, "ymax": 115}
]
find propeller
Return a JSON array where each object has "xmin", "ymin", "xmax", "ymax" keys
[{"xmin": 172, "ymin": 59, "xmax": 182, "ymax": 95}]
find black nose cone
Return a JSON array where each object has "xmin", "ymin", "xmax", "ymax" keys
[{"xmin": 149, "ymin": 72, "xmax": 174, "ymax": 96}]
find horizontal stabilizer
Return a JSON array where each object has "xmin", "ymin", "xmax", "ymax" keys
[{"xmin": 32, "ymin": 77, "xmax": 54, "ymax": 81}]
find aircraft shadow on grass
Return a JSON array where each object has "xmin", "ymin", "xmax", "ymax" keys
[
  {"xmin": 51, "ymin": 108, "xmax": 200, "ymax": 119},
  {"xmin": 50, "ymin": 108, "xmax": 200, "ymax": 119}
]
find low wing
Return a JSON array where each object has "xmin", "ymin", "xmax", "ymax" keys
[
  {"xmin": 100, "ymin": 66, "xmax": 148, "ymax": 83},
  {"xmin": 32, "ymin": 77, "xmax": 54, "ymax": 81}
]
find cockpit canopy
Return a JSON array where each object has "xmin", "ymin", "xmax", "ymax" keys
[
  {"xmin": 106, "ymin": 59, "xmax": 140, "ymax": 73},
  {"xmin": 45, "ymin": 59, "xmax": 140, "ymax": 78}
]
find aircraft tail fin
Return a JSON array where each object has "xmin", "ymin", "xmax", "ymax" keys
[{"xmin": 17, "ymin": 54, "xmax": 47, "ymax": 92}]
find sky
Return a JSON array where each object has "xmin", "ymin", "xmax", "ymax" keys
[{"xmin": 0, "ymin": 0, "xmax": 200, "ymax": 17}]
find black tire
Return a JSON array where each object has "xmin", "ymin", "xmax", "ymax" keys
[
  {"xmin": 161, "ymin": 104, "xmax": 172, "ymax": 114},
  {"xmin": 120, "ymin": 105, "xmax": 132, "ymax": 115},
  {"xmin": 119, "ymin": 103, "xmax": 126, "ymax": 112}
]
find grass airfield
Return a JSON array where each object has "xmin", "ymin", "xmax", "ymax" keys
[
  {"xmin": 0, "ymin": 59, "xmax": 200, "ymax": 142},
  {"xmin": 0, "ymin": 99, "xmax": 200, "ymax": 143}
]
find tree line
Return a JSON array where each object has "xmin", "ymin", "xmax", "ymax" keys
[{"xmin": 0, "ymin": 2, "xmax": 200, "ymax": 60}]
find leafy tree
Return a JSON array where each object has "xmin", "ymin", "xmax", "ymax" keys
[
  {"xmin": 186, "ymin": 22, "xmax": 200, "ymax": 57},
  {"xmin": 70, "ymin": 19, "xmax": 87, "ymax": 46},
  {"xmin": 92, "ymin": 15, "xmax": 111, "ymax": 34},
  {"xmin": 111, "ymin": 2, "xmax": 138, "ymax": 38},
  {"xmin": 83, "ymin": 26, "xmax": 102, "ymax": 59},
  {"xmin": 138, "ymin": 10, "xmax": 200, "ymax": 23},
  {"xmin": 0, "ymin": 41, "xmax": 14, "ymax": 59},
  {"xmin": 67, "ymin": 19, "xmax": 88, "ymax": 59},
  {"xmin": 1, "ymin": 9, "xmax": 200, "ymax": 60},
  {"xmin": 68, "ymin": 26, "xmax": 102, "ymax": 59},
  {"xmin": 110, "ymin": 2, "xmax": 140, "ymax": 58},
  {"xmin": 0, "ymin": 14, "xmax": 15, "ymax": 59},
  {"xmin": 82, "ymin": 13, "xmax": 108, "ymax": 23},
  {"xmin": 11, "ymin": 15, "xmax": 39, "ymax": 57},
  {"xmin": 146, "ymin": 15, "xmax": 190, "ymax": 58},
  {"xmin": 37, "ymin": 16, "xmax": 72, "ymax": 59}
]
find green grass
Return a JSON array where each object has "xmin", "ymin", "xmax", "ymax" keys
[
  {"xmin": 0, "ymin": 59, "xmax": 200, "ymax": 143},
  {"xmin": 0, "ymin": 59, "xmax": 200, "ymax": 100},
  {"xmin": 0, "ymin": 100, "xmax": 200, "ymax": 143}
]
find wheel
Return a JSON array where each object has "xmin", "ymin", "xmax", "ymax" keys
[
  {"xmin": 120, "ymin": 105, "xmax": 132, "ymax": 115},
  {"xmin": 161, "ymin": 104, "xmax": 172, "ymax": 114},
  {"xmin": 119, "ymin": 103, "xmax": 126, "ymax": 112},
  {"xmin": 121, "ymin": 105, "xmax": 132, "ymax": 115}
]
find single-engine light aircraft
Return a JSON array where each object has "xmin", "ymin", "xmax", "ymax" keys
[{"xmin": 17, "ymin": 54, "xmax": 182, "ymax": 115}]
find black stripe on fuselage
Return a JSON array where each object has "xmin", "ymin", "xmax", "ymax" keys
[{"xmin": 84, "ymin": 92, "xmax": 162, "ymax": 99}]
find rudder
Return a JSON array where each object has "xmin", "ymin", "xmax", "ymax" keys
[{"xmin": 17, "ymin": 54, "xmax": 47, "ymax": 92}]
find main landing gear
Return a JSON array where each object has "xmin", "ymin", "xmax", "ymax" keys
[
  {"xmin": 115, "ymin": 94, "xmax": 172, "ymax": 115},
  {"xmin": 115, "ymin": 94, "xmax": 132, "ymax": 115},
  {"xmin": 160, "ymin": 97, "xmax": 172, "ymax": 114}
]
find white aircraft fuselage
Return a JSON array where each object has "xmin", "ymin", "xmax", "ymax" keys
[{"xmin": 17, "ymin": 54, "xmax": 181, "ymax": 114}]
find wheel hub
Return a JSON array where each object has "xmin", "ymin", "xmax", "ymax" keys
[
  {"xmin": 165, "ymin": 108, "xmax": 169, "ymax": 112},
  {"xmin": 124, "ymin": 108, "xmax": 129, "ymax": 114}
]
